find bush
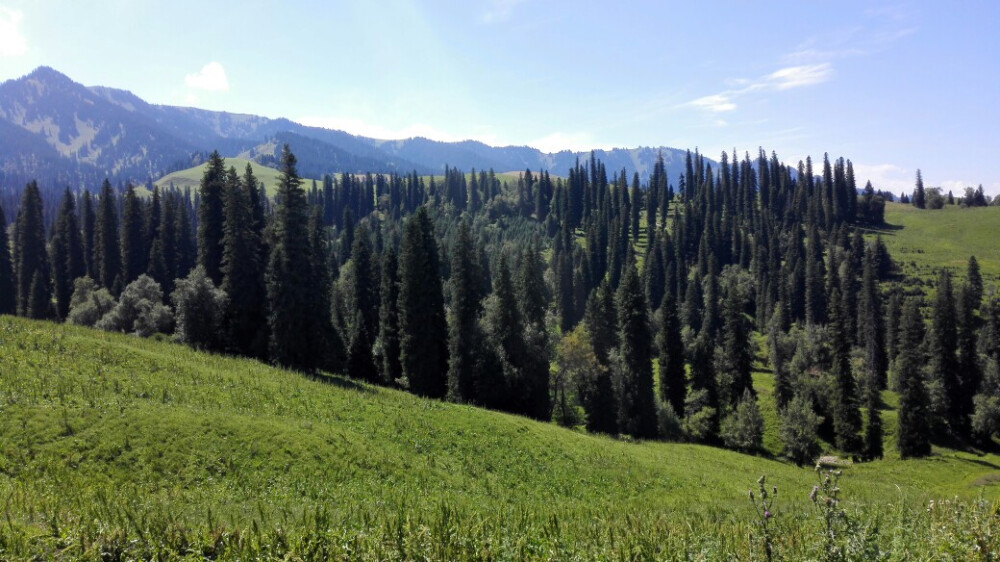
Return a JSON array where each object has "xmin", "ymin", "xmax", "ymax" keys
[
  {"xmin": 67, "ymin": 277, "xmax": 115, "ymax": 327},
  {"xmin": 171, "ymin": 266, "xmax": 227, "ymax": 351},
  {"xmin": 721, "ymin": 390, "xmax": 764, "ymax": 453},
  {"xmin": 780, "ymin": 394, "xmax": 823, "ymax": 465},
  {"xmin": 96, "ymin": 275, "xmax": 172, "ymax": 337},
  {"xmin": 972, "ymin": 394, "xmax": 1000, "ymax": 440},
  {"xmin": 683, "ymin": 388, "xmax": 717, "ymax": 442},
  {"xmin": 656, "ymin": 399, "xmax": 684, "ymax": 440}
]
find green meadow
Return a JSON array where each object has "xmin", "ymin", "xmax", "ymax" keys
[
  {"xmin": 868, "ymin": 202, "xmax": 1000, "ymax": 284},
  {"xmin": 1, "ymin": 316, "xmax": 999, "ymax": 559}
]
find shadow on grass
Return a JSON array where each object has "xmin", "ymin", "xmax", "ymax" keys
[
  {"xmin": 310, "ymin": 372, "xmax": 376, "ymax": 394},
  {"xmin": 858, "ymin": 222, "xmax": 904, "ymax": 235}
]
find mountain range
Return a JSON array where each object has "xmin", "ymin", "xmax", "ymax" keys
[{"xmin": 0, "ymin": 66, "xmax": 696, "ymax": 191}]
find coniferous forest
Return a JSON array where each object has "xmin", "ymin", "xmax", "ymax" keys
[{"xmin": 4, "ymin": 143, "xmax": 1000, "ymax": 463}]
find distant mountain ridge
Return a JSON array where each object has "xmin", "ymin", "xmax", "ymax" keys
[{"xmin": 0, "ymin": 66, "xmax": 698, "ymax": 191}]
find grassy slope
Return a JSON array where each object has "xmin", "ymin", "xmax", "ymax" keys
[
  {"xmin": 867, "ymin": 202, "xmax": 1000, "ymax": 284},
  {"xmin": 155, "ymin": 158, "xmax": 322, "ymax": 197},
  {"xmin": 2, "ymin": 316, "xmax": 1000, "ymax": 558}
]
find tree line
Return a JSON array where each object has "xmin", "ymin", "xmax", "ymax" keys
[{"xmin": 2, "ymin": 145, "xmax": 1000, "ymax": 462}]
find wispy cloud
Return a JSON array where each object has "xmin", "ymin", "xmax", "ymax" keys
[
  {"xmin": 480, "ymin": 0, "xmax": 526, "ymax": 24},
  {"xmin": 768, "ymin": 64, "xmax": 833, "ymax": 90},
  {"xmin": 684, "ymin": 63, "xmax": 832, "ymax": 114},
  {"xmin": 0, "ymin": 7, "xmax": 27, "ymax": 57},
  {"xmin": 184, "ymin": 62, "xmax": 229, "ymax": 92},
  {"xmin": 688, "ymin": 94, "xmax": 737, "ymax": 113}
]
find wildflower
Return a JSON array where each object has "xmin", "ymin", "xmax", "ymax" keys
[
  {"xmin": 764, "ymin": 510, "xmax": 772, "ymax": 519},
  {"xmin": 810, "ymin": 485, "xmax": 819, "ymax": 503}
]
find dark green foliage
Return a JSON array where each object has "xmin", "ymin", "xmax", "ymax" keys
[
  {"xmin": 398, "ymin": 207, "xmax": 448, "ymax": 397},
  {"xmin": 266, "ymin": 145, "xmax": 331, "ymax": 373},
  {"xmin": 14, "ymin": 181, "xmax": 51, "ymax": 318},
  {"xmin": 585, "ymin": 281, "xmax": 616, "ymax": 366},
  {"xmin": 447, "ymin": 220, "xmax": 482, "ymax": 402},
  {"xmin": 197, "ymin": 151, "xmax": 227, "ymax": 285},
  {"xmin": 378, "ymin": 248, "xmax": 402, "ymax": 386},
  {"xmin": 346, "ymin": 224, "xmax": 379, "ymax": 383},
  {"xmin": 829, "ymin": 287, "xmax": 862, "ymax": 453},
  {"xmin": 929, "ymin": 270, "xmax": 962, "ymax": 433},
  {"xmin": 517, "ymin": 244, "xmax": 547, "ymax": 328},
  {"xmin": 966, "ymin": 256, "xmax": 983, "ymax": 311},
  {"xmin": 0, "ymin": 202, "xmax": 15, "ymax": 315},
  {"xmin": 912, "ymin": 169, "xmax": 926, "ymax": 209},
  {"xmin": 956, "ymin": 281, "xmax": 981, "ymax": 430},
  {"xmin": 897, "ymin": 298, "xmax": 932, "ymax": 458},
  {"xmin": 614, "ymin": 262, "xmax": 657, "ymax": 438},
  {"xmin": 172, "ymin": 266, "xmax": 227, "ymax": 350},
  {"xmin": 768, "ymin": 307, "xmax": 793, "ymax": 410},
  {"xmin": 120, "ymin": 184, "xmax": 146, "ymax": 286},
  {"xmin": 718, "ymin": 270, "xmax": 754, "ymax": 407},
  {"xmin": 94, "ymin": 179, "xmax": 121, "ymax": 292},
  {"xmin": 863, "ymin": 371, "xmax": 884, "ymax": 461},
  {"xmin": 49, "ymin": 189, "xmax": 85, "ymax": 319},
  {"xmin": 657, "ymin": 290, "xmax": 686, "ymax": 416},
  {"xmin": 80, "ymin": 191, "xmax": 96, "ymax": 280},
  {"xmin": 221, "ymin": 166, "xmax": 267, "ymax": 358}
]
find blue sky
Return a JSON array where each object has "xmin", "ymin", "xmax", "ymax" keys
[{"xmin": 0, "ymin": 1, "xmax": 998, "ymax": 194}]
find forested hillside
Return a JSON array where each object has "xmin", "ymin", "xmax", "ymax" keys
[{"xmin": 4, "ymin": 141, "xmax": 1000, "ymax": 462}]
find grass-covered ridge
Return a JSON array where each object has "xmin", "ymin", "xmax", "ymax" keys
[
  {"xmin": 2, "ymin": 316, "xmax": 1000, "ymax": 559},
  {"xmin": 872, "ymin": 202, "xmax": 1000, "ymax": 283}
]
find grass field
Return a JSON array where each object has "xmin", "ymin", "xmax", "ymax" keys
[
  {"xmin": 2, "ymin": 316, "xmax": 999, "ymax": 559},
  {"xmin": 867, "ymin": 202, "xmax": 1000, "ymax": 285},
  {"xmin": 155, "ymin": 158, "xmax": 322, "ymax": 197}
]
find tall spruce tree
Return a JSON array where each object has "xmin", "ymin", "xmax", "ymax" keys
[
  {"xmin": 120, "ymin": 184, "xmax": 146, "ymax": 286},
  {"xmin": 657, "ymin": 289, "xmax": 686, "ymax": 416},
  {"xmin": 614, "ymin": 262, "xmax": 658, "ymax": 438},
  {"xmin": 897, "ymin": 298, "xmax": 931, "ymax": 457},
  {"xmin": 398, "ymin": 206, "xmax": 448, "ymax": 397},
  {"xmin": 346, "ymin": 224, "xmax": 379, "ymax": 382},
  {"xmin": 221, "ymin": 166, "xmax": 267, "ymax": 357},
  {"xmin": 829, "ymin": 287, "xmax": 862, "ymax": 453},
  {"xmin": 80, "ymin": 190, "xmax": 96, "ymax": 280},
  {"xmin": 930, "ymin": 269, "xmax": 961, "ymax": 432},
  {"xmin": 197, "ymin": 151, "xmax": 227, "ymax": 285},
  {"xmin": 50, "ymin": 189, "xmax": 85, "ymax": 319},
  {"xmin": 447, "ymin": 220, "xmax": 482, "ymax": 403},
  {"xmin": 378, "ymin": 247, "xmax": 402, "ymax": 386},
  {"xmin": 0, "ymin": 202, "xmax": 14, "ymax": 315},
  {"xmin": 14, "ymin": 181, "xmax": 51, "ymax": 318},
  {"xmin": 266, "ymin": 145, "xmax": 326, "ymax": 372},
  {"xmin": 94, "ymin": 179, "xmax": 121, "ymax": 292},
  {"xmin": 955, "ymin": 280, "xmax": 980, "ymax": 436},
  {"xmin": 912, "ymin": 169, "xmax": 926, "ymax": 209}
]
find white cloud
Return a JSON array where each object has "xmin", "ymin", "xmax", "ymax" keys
[
  {"xmin": 688, "ymin": 94, "xmax": 737, "ymax": 113},
  {"xmin": 481, "ymin": 0, "xmax": 526, "ymax": 24},
  {"xmin": 767, "ymin": 64, "xmax": 833, "ymax": 90},
  {"xmin": 184, "ymin": 62, "xmax": 229, "ymax": 92},
  {"xmin": 0, "ymin": 7, "xmax": 27, "ymax": 57},
  {"xmin": 853, "ymin": 163, "xmax": 912, "ymax": 194}
]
